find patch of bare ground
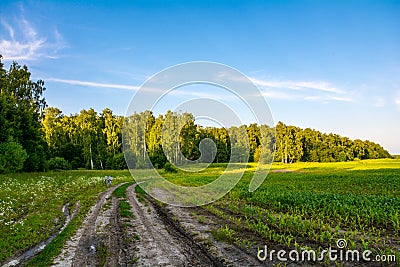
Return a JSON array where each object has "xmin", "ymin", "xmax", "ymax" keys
[
  {"xmin": 125, "ymin": 184, "xmax": 224, "ymax": 266},
  {"xmin": 52, "ymin": 182, "xmax": 225, "ymax": 266},
  {"xmin": 165, "ymin": 205, "xmax": 265, "ymax": 267},
  {"xmin": 126, "ymin": 185, "xmax": 299, "ymax": 266},
  {"xmin": 51, "ymin": 183, "xmax": 128, "ymax": 267},
  {"xmin": 270, "ymin": 169, "xmax": 294, "ymax": 173}
]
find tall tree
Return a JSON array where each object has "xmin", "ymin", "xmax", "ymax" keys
[
  {"xmin": 42, "ymin": 107, "xmax": 64, "ymax": 154},
  {"xmin": 76, "ymin": 109, "xmax": 100, "ymax": 169},
  {"xmin": 247, "ymin": 123, "xmax": 261, "ymax": 162},
  {"xmin": 228, "ymin": 125, "xmax": 249, "ymax": 163},
  {"xmin": 147, "ymin": 115, "xmax": 166, "ymax": 167},
  {"xmin": 101, "ymin": 108, "xmax": 122, "ymax": 156},
  {"xmin": 0, "ymin": 56, "xmax": 47, "ymax": 172}
]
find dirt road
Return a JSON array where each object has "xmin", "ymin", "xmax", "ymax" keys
[{"xmin": 51, "ymin": 183, "xmax": 264, "ymax": 266}]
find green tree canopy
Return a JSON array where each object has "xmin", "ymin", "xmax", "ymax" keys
[{"xmin": 0, "ymin": 55, "xmax": 47, "ymax": 172}]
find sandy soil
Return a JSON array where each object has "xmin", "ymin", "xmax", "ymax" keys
[
  {"xmin": 51, "ymin": 183, "xmax": 227, "ymax": 266},
  {"xmin": 165, "ymin": 205, "xmax": 263, "ymax": 267},
  {"xmin": 52, "ymin": 184, "xmax": 127, "ymax": 266}
]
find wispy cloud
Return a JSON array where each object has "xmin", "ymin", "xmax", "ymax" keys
[
  {"xmin": 373, "ymin": 97, "xmax": 386, "ymax": 107},
  {"xmin": 1, "ymin": 19, "xmax": 15, "ymax": 39},
  {"xmin": 250, "ymin": 77, "xmax": 353, "ymax": 103},
  {"xmin": 304, "ymin": 95, "xmax": 353, "ymax": 103},
  {"xmin": 46, "ymin": 78, "xmax": 140, "ymax": 91},
  {"xmin": 0, "ymin": 14, "xmax": 66, "ymax": 61},
  {"xmin": 168, "ymin": 87, "xmax": 238, "ymax": 101},
  {"xmin": 395, "ymin": 94, "xmax": 400, "ymax": 111},
  {"xmin": 260, "ymin": 90, "xmax": 299, "ymax": 100},
  {"xmin": 250, "ymin": 78, "xmax": 344, "ymax": 94},
  {"xmin": 210, "ymin": 71, "xmax": 351, "ymax": 103},
  {"xmin": 47, "ymin": 78, "xmax": 238, "ymax": 100},
  {"xmin": 46, "ymin": 70, "xmax": 355, "ymax": 105}
]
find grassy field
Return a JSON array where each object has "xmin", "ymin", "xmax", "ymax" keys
[
  {"xmin": 0, "ymin": 170, "xmax": 133, "ymax": 263},
  {"xmin": 161, "ymin": 159, "xmax": 400, "ymax": 263},
  {"xmin": 1, "ymin": 159, "xmax": 399, "ymax": 265}
]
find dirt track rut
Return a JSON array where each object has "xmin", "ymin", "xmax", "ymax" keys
[
  {"xmin": 51, "ymin": 183, "xmax": 265, "ymax": 266},
  {"xmin": 125, "ymin": 184, "xmax": 223, "ymax": 267},
  {"xmin": 52, "ymin": 184, "xmax": 123, "ymax": 266}
]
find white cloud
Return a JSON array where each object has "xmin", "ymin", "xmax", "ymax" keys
[
  {"xmin": 373, "ymin": 97, "xmax": 386, "ymax": 107},
  {"xmin": 47, "ymin": 77, "xmax": 245, "ymax": 103},
  {"xmin": 260, "ymin": 90, "xmax": 299, "ymax": 100},
  {"xmin": 47, "ymin": 78, "xmax": 240, "ymax": 101},
  {"xmin": 395, "ymin": 95, "xmax": 400, "ymax": 111},
  {"xmin": 21, "ymin": 18, "xmax": 37, "ymax": 39},
  {"xmin": 0, "ymin": 16, "xmax": 66, "ymax": 61},
  {"xmin": 250, "ymin": 78, "xmax": 344, "ymax": 94},
  {"xmin": 169, "ymin": 87, "xmax": 244, "ymax": 102},
  {"xmin": 250, "ymin": 77, "xmax": 352, "ymax": 103},
  {"xmin": 1, "ymin": 20, "xmax": 14, "ymax": 39},
  {"xmin": 46, "ymin": 78, "xmax": 140, "ymax": 91},
  {"xmin": 47, "ymin": 74, "xmax": 355, "ymax": 106},
  {"xmin": 304, "ymin": 95, "xmax": 353, "ymax": 103}
]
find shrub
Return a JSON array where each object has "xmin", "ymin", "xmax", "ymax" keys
[
  {"xmin": 0, "ymin": 139, "xmax": 28, "ymax": 173},
  {"xmin": 106, "ymin": 153, "xmax": 127, "ymax": 170},
  {"xmin": 164, "ymin": 162, "xmax": 178, "ymax": 173},
  {"xmin": 112, "ymin": 153, "xmax": 127, "ymax": 170},
  {"xmin": 149, "ymin": 152, "xmax": 167, "ymax": 169},
  {"xmin": 124, "ymin": 150, "xmax": 137, "ymax": 169},
  {"xmin": 47, "ymin": 157, "xmax": 70, "ymax": 170}
]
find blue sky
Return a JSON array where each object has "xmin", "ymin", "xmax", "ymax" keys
[{"xmin": 0, "ymin": 1, "xmax": 399, "ymax": 154}]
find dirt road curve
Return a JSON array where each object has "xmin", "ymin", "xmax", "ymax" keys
[{"xmin": 51, "ymin": 183, "xmax": 263, "ymax": 266}]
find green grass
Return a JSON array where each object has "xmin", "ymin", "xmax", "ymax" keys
[
  {"xmin": 134, "ymin": 184, "xmax": 146, "ymax": 203},
  {"xmin": 113, "ymin": 181, "xmax": 134, "ymax": 198},
  {"xmin": 217, "ymin": 160, "xmax": 400, "ymax": 258},
  {"xmin": 141, "ymin": 159, "xmax": 400, "ymax": 260},
  {"xmin": 0, "ymin": 170, "xmax": 133, "ymax": 264},
  {"xmin": 96, "ymin": 241, "xmax": 109, "ymax": 267},
  {"xmin": 1, "ymin": 160, "xmax": 400, "ymax": 265},
  {"xmin": 113, "ymin": 182, "xmax": 135, "ymax": 219},
  {"xmin": 271, "ymin": 158, "xmax": 400, "ymax": 172},
  {"xmin": 134, "ymin": 184, "xmax": 146, "ymax": 195},
  {"xmin": 119, "ymin": 200, "xmax": 134, "ymax": 218},
  {"xmin": 211, "ymin": 225, "xmax": 236, "ymax": 242}
]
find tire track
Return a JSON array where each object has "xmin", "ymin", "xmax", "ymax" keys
[
  {"xmin": 103, "ymin": 195, "xmax": 127, "ymax": 266},
  {"xmin": 126, "ymin": 184, "xmax": 224, "ymax": 267},
  {"xmin": 52, "ymin": 184, "xmax": 125, "ymax": 267}
]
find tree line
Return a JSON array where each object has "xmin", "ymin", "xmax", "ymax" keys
[
  {"xmin": 275, "ymin": 122, "xmax": 391, "ymax": 163},
  {"xmin": 122, "ymin": 111, "xmax": 391, "ymax": 168},
  {"xmin": 0, "ymin": 57, "xmax": 392, "ymax": 173}
]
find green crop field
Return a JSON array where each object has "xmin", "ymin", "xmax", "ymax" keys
[
  {"xmin": 1, "ymin": 159, "xmax": 399, "ymax": 265},
  {"xmin": 161, "ymin": 159, "xmax": 400, "ymax": 263}
]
